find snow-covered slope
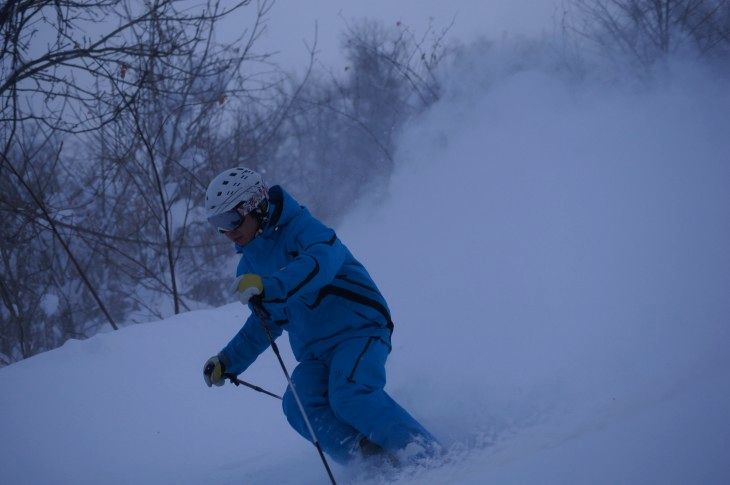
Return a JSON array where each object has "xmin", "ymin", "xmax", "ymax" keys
[{"xmin": 2, "ymin": 44, "xmax": 730, "ymax": 484}]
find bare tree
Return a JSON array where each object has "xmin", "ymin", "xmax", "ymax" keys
[
  {"xmin": 0, "ymin": 1, "xmax": 257, "ymax": 145},
  {"xmin": 79, "ymin": 0, "xmax": 278, "ymax": 318},
  {"xmin": 567, "ymin": 0, "xmax": 730, "ymax": 66},
  {"xmin": 0, "ymin": 0, "xmax": 274, "ymax": 363},
  {"xmin": 0, "ymin": 125, "xmax": 100, "ymax": 362},
  {"xmin": 267, "ymin": 19, "xmax": 451, "ymax": 223}
]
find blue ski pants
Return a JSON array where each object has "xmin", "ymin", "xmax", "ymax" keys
[{"xmin": 281, "ymin": 336, "xmax": 437, "ymax": 463}]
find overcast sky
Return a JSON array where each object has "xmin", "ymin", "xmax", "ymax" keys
[{"xmin": 224, "ymin": 0, "xmax": 561, "ymax": 70}]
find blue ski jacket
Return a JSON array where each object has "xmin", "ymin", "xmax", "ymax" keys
[{"xmin": 219, "ymin": 186, "xmax": 394, "ymax": 375}]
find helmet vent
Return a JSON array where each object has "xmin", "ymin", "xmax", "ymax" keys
[{"xmin": 206, "ymin": 167, "xmax": 267, "ymax": 219}]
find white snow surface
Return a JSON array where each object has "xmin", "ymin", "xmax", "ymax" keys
[{"xmin": 2, "ymin": 44, "xmax": 730, "ymax": 484}]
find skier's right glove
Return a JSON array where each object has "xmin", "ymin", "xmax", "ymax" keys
[
  {"xmin": 203, "ymin": 354, "xmax": 226, "ymax": 387},
  {"xmin": 231, "ymin": 273, "xmax": 264, "ymax": 306}
]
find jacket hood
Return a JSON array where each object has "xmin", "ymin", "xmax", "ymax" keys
[{"xmin": 235, "ymin": 185, "xmax": 301, "ymax": 253}]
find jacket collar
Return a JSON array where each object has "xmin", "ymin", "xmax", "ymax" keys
[{"xmin": 267, "ymin": 185, "xmax": 285, "ymax": 228}]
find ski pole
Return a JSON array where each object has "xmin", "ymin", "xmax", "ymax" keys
[
  {"xmin": 250, "ymin": 297, "xmax": 337, "ymax": 485},
  {"xmin": 225, "ymin": 374, "xmax": 282, "ymax": 400}
]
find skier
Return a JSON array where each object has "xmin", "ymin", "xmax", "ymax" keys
[{"xmin": 202, "ymin": 167, "xmax": 438, "ymax": 464}]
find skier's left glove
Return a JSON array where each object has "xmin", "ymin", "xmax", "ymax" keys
[
  {"xmin": 203, "ymin": 354, "xmax": 226, "ymax": 387},
  {"xmin": 231, "ymin": 273, "xmax": 264, "ymax": 305}
]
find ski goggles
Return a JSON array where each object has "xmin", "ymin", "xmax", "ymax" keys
[{"xmin": 208, "ymin": 206, "xmax": 246, "ymax": 234}]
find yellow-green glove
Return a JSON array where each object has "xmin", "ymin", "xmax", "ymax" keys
[
  {"xmin": 231, "ymin": 273, "xmax": 264, "ymax": 305},
  {"xmin": 203, "ymin": 355, "xmax": 226, "ymax": 387}
]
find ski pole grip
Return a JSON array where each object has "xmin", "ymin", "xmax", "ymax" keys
[{"xmin": 249, "ymin": 296, "xmax": 269, "ymax": 320}]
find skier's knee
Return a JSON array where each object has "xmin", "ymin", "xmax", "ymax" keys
[{"xmin": 282, "ymin": 388, "xmax": 300, "ymax": 426}]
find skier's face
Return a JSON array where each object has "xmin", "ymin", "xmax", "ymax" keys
[{"xmin": 223, "ymin": 212, "xmax": 259, "ymax": 247}]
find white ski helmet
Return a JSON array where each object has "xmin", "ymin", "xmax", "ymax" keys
[{"xmin": 205, "ymin": 167, "xmax": 268, "ymax": 231}]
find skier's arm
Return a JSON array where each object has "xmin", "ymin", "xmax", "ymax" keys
[
  {"xmin": 219, "ymin": 312, "xmax": 283, "ymax": 376},
  {"xmin": 261, "ymin": 216, "xmax": 346, "ymax": 307}
]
